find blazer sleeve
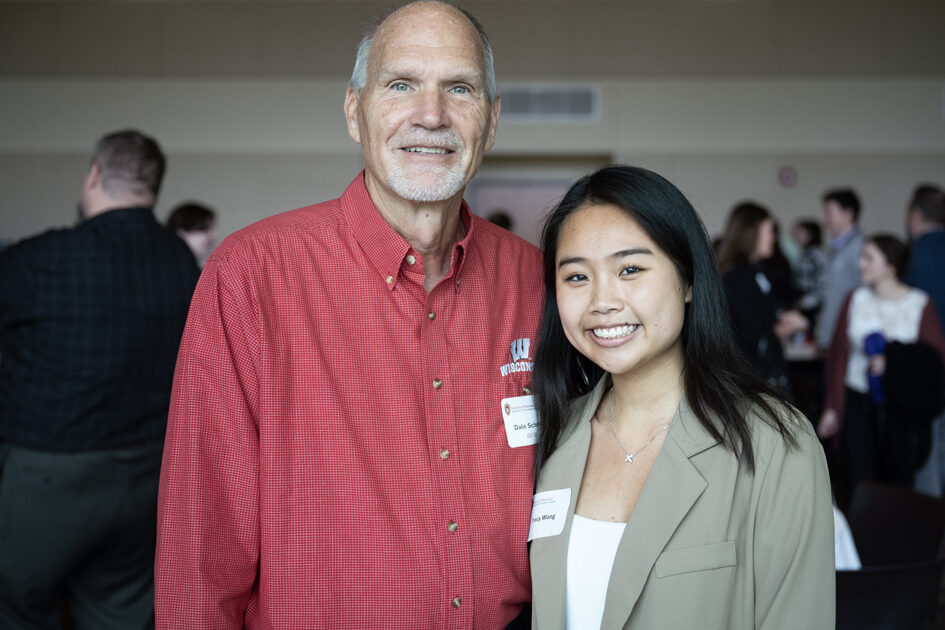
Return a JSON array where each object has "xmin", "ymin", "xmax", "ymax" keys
[{"xmin": 753, "ymin": 422, "xmax": 836, "ymax": 630}]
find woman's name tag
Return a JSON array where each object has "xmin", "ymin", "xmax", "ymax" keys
[{"xmin": 528, "ymin": 488, "xmax": 571, "ymax": 541}]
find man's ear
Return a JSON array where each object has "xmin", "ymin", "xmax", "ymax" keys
[
  {"xmin": 344, "ymin": 87, "xmax": 362, "ymax": 144},
  {"xmin": 484, "ymin": 94, "xmax": 501, "ymax": 152},
  {"xmin": 84, "ymin": 163, "xmax": 101, "ymax": 192}
]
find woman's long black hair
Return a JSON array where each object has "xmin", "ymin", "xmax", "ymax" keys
[{"xmin": 533, "ymin": 165, "xmax": 799, "ymax": 471}]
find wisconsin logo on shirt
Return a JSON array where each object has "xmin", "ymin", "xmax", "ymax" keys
[{"xmin": 500, "ymin": 338, "xmax": 534, "ymax": 377}]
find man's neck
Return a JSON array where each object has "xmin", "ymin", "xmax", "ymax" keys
[
  {"xmin": 365, "ymin": 176, "xmax": 466, "ymax": 293},
  {"xmin": 912, "ymin": 223, "xmax": 945, "ymax": 240}
]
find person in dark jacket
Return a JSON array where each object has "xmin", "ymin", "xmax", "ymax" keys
[
  {"xmin": 0, "ymin": 129, "xmax": 199, "ymax": 628},
  {"xmin": 717, "ymin": 202, "xmax": 808, "ymax": 392}
]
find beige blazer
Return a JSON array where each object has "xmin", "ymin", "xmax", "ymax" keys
[{"xmin": 530, "ymin": 378, "xmax": 835, "ymax": 629}]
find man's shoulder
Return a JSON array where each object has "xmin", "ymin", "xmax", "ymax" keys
[
  {"xmin": 1, "ymin": 225, "xmax": 75, "ymax": 263},
  {"xmin": 211, "ymin": 198, "xmax": 344, "ymax": 263},
  {"xmin": 840, "ymin": 230, "xmax": 864, "ymax": 255},
  {"xmin": 913, "ymin": 231, "xmax": 945, "ymax": 257}
]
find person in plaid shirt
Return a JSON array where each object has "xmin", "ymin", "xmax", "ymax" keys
[
  {"xmin": 155, "ymin": 2, "xmax": 543, "ymax": 628},
  {"xmin": 0, "ymin": 129, "xmax": 199, "ymax": 628}
]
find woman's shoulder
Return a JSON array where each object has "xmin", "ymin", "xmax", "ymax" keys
[
  {"xmin": 906, "ymin": 286, "xmax": 930, "ymax": 307},
  {"xmin": 745, "ymin": 397, "xmax": 820, "ymax": 466}
]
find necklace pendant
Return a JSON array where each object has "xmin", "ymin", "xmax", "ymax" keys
[{"xmin": 625, "ymin": 454, "xmax": 634, "ymax": 463}]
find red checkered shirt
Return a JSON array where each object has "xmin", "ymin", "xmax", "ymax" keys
[{"xmin": 156, "ymin": 174, "xmax": 544, "ymax": 629}]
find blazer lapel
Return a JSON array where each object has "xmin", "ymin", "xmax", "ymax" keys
[{"xmin": 599, "ymin": 400, "xmax": 713, "ymax": 629}]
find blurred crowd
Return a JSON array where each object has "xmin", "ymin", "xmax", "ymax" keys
[{"xmin": 714, "ymin": 185, "xmax": 945, "ymax": 505}]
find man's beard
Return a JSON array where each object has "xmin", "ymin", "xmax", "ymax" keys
[{"xmin": 386, "ymin": 129, "xmax": 467, "ymax": 203}]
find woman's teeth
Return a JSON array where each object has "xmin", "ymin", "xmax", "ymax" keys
[{"xmin": 592, "ymin": 325, "xmax": 636, "ymax": 339}]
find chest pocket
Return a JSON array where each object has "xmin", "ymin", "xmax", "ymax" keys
[{"xmin": 654, "ymin": 541, "xmax": 736, "ymax": 578}]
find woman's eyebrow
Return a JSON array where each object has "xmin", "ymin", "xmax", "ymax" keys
[
  {"xmin": 612, "ymin": 248, "xmax": 653, "ymax": 258},
  {"xmin": 558, "ymin": 248, "xmax": 653, "ymax": 269}
]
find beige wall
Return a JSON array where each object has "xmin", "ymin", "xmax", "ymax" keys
[{"xmin": 1, "ymin": 0, "xmax": 943, "ymax": 244}]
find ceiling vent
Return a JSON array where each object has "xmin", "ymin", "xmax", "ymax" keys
[{"xmin": 498, "ymin": 83, "xmax": 602, "ymax": 123}]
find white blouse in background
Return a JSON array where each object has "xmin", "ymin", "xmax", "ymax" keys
[
  {"xmin": 565, "ymin": 514, "xmax": 627, "ymax": 630},
  {"xmin": 844, "ymin": 286, "xmax": 928, "ymax": 393}
]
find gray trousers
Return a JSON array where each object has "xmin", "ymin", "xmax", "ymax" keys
[{"xmin": 0, "ymin": 440, "xmax": 163, "ymax": 630}]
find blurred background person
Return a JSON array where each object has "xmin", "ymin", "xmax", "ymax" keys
[
  {"xmin": 758, "ymin": 218, "xmax": 795, "ymax": 312},
  {"xmin": 818, "ymin": 234, "xmax": 945, "ymax": 500},
  {"xmin": 0, "ymin": 129, "xmax": 199, "ymax": 628},
  {"xmin": 166, "ymin": 201, "xmax": 217, "ymax": 267},
  {"xmin": 718, "ymin": 202, "xmax": 808, "ymax": 394},
  {"xmin": 815, "ymin": 188, "xmax": 864, "ymax": 351},
  {"xmin": 790, "ymin": 218, "xmax": 828, "ymax": 331},
  {"xmin": 905, "ymin": 184, "xmax": 945, "ymax": 496},
  {"xmin": 486, "ymin": 208, "xmax": 514, "ymax": 231}
]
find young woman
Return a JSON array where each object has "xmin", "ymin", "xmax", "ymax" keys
[
  {"xmin": 717, "ymin": 203, "xmax": 807, "ymax": 390},
  {"xmin": 818, "ymin": 234, "xmax": 945, "ymax": 489},
  {"xmin": 530, "ymin": 166, "xmax": 834, "ymax": 630},
  {"xmin": 166, "ymin": 201, "xmax": 218, "ymax": 266}
]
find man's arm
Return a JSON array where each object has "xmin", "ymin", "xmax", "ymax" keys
[{"xmin": 156, "ymin": 251, "xmax": 261, "ymax": 628}]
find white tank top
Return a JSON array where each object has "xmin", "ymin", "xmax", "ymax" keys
[{"xmin": 565, "ymin": 514, "xmax": 627, "ymax": 629}]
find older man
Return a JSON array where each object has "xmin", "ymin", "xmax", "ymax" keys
[
  {"xmin": 0, "ymin": 130, "xmax": 199, "ymax": 629},
  {"xmin": 155, "ymin": 2, "xmax": 543, "ymax": 628}
]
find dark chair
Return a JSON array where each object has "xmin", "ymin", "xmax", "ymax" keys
[
  {"xmin": 836, "ymin": 558, "xmax": 944, "ymax": 630},
  {"xmin": 845, "ymin": 482, "xmax": 945, "ymax": 564}
]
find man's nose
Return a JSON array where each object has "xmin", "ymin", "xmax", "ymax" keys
[{"xmin": 411, "ymin": 89, "xmax": 449, "ymax": 129}]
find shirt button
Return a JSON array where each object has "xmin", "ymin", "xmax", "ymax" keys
[
  {"xmin": 428, "ymin": 310, "xmax": 436, "ymax": 320},
  {"xmin": 447, "ymin": 521, "xmax": 459, "ymax": 533},
  {"xmin": 439, "ymin": 448, "xmax": 450, "ymax": 460},
  {"xmin": 522, "ymin": 385, "xmax": 532, "ymax": 395},
  {"xmin": 385, "ymin": 275, "xmax": 393, "ymax": 285},
  {"xmin": 432, "ymin": 378, "xmax": 442, "ymax": 389},
  {"xmin": 452, "ymin": 596, "xmax": 462, "ymax": 608},
  {"xmin": 406, "ymin": 254, "xmax": 416, "ymax": 265}
]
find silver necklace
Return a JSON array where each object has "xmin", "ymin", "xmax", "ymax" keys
[{"xmin": 605, "ymin": 387, "xmax": 671, "ymax": 463}]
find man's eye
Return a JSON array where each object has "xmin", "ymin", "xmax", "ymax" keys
[
  {"xmin": 392, "ymin": 83, "xmax": 409, "ymax": 92},
  {"xmin": 451, "ymin": 85, "xmax": 470, "ymax": 95}
]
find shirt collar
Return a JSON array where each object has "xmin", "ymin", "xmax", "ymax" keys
[
  {"xmin": 78, "ymin": 206, "xmax": 154, "ymax": 228},
  {"xmin": 341, "ymin": 172, "xmax": 474, "ymax": 291}
]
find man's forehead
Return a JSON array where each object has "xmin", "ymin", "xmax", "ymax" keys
[{"xmin": 372, "ymin": 2, "xmax": 481, "ymax": 59}]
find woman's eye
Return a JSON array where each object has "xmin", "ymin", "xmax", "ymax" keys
[
  {"xmin": 565, "ymin": 273, "xmax": 588, "ymax": 282},
  {"xmin": 619, "ymin": 266, "xmax": 641, "ymax": 276}
]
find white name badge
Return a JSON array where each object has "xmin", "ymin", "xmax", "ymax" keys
[
  {"xmin": 528, "ymin": 488, "xmax": 572, "ymax": 541},
  {"xmin": 501, "ymin": 395, "xmax": 539, "ymax": 448}
]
